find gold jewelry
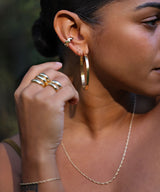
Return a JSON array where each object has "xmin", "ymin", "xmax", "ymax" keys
[
  {"xmin": 51, "ymin": 80, "xmax": 62, "ymax": 88},
  {"xmin": 31, "ymin": 72, "xmax": 62, "ymax": 92},
  {"xmin": 80, "ymin": 55, "xmax": 89, "ymax": 90},
  {"xmin": 31, "ymin": 73, "xmax": 50, "ymax": 87},
  {"xmin": 64, "ymin": 37, "xmax": 73, "ymax": 47},
  {"xmin": 47, "ymin": 80, "xmax": 62, "ymax": 92},
  {"xmin": 20, "ymin": 177, "xmax": 61, "ymax": 186},
  {"xmin": 39, "ymin": 73, "xmax": 50, "ymax": 82},
  {"xmin": 39, "ymin": 73, "xmax": 49, "ymax": 81},
  {"xmin": 31, "ymin": 79, "xmax": 45, "ymax": 87},
  {"xmin": 36, "ymin": 75, "xmax": 49, "ymax": 86},
  {"xmin": 61, "ymin": 97, "xmax": 136, "ymax": 185}
]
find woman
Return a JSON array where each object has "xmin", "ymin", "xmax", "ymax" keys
[{"xmin": 1, "ymin": 0, "xmax": 160, "ymax": 191}]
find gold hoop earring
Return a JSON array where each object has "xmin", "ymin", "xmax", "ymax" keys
[{"xmin": 80, "ymin": 55, "xmax": 89, "ymax": 90}]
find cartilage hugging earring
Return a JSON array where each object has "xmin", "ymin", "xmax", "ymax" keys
[
  {"xmin": 80, "ymin": 55, "xmax": 89, "ymax": 90},
  {"xmin": 64, "ymin": 37, "xmax": 73, "ymax": 47}
]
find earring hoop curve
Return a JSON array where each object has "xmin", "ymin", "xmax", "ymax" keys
[
  {"xmin": 64, "ymin": 37, "xmax": 73, "ymax": 47},
  {"xmin": 80, "ymin": 55, "xmax": 89, "ymax": 90}
]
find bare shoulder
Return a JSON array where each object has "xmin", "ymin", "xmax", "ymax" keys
[
  {"xmin": 0, "ymin": 143, "xmax": 14, "ymax": 191},
  {"xmin": 0, "ymin": 134, "xmax": 21, "ymax": 192}
]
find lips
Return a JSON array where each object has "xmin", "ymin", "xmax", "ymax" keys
[
  {"xmin": 153, "ymin": 67, "xmax": 160, "ymax": 70},
  {"xmin": 152, "ymin": 68, "xmax": 160, "ymax": 74}
]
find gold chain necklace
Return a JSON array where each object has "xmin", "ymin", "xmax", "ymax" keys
[{"xmin": 61, "ymin": 97, "xmax": 136, "ymax": 185}]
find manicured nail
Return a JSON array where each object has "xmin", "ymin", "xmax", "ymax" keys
[{"xmin": 56, "ymin": 62, "xmax": 63, "ymax": 67}]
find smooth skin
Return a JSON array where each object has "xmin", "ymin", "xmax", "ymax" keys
[{"xmin": 1, "ymin": 0, "xmax": 160, "ymax": 191}]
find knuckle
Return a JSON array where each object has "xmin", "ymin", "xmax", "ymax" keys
[
  {"xmin": 62, "ymin": 85, "xmax": 74, "ymax": 94},
  {"xmin": 45, "ymin": 100, "xmax": 61, "ymax": 114},
  {"xmin": 58, "ymin": 74, "xmax": 71, "ymax": 85},
  {"xmin": 34, "ymin": 93, "xmax": 51, "ymax": 107},
  {"xmin": 20, "ymin": 89, "xmax": 32, "ymax": 101},
  {"xmin": 63, "ymin": 85, "xmax": 79, "ymax": 100},
  {"xmin": 34, "ymin": 94, "xmax": 44, "ymax": 103}
]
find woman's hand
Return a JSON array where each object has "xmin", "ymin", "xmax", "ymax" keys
[{"xmin": 14, "ymin": 62, "xmax": 79, "ymax": 157}]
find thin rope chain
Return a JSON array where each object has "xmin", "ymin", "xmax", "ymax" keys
[{"xmin": 61, "ymin": 97, "xmax": 136, "ymax": 185}]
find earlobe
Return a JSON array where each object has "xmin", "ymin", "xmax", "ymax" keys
[{"xmin": 53, "ymin": 10, "xmax": 90, "ymax": 56}]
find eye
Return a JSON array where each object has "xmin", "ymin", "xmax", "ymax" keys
[{"xmin": 142, "ymin": 15, "xmax": 160, "ymax": 29}]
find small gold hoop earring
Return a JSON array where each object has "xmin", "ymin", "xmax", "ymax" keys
[{"xmin": 80, "ymin": 55, "xmax": 89, "ymax": 90}]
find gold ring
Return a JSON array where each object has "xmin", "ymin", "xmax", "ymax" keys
[
  {"xmin": 39, "ymin": 73, "xmax": 50, "ymax": 81},
  {"xmin": 48, "ymin": 82, "xmax": 59, "ymax": 91},
  {"xmin": 50, "ymin": 80, "xmax": 62, "ymax": 88},
  {"xmin": 31, "ymin": 73, "xmax": 50, "ymax": 87},
  {"xmin": 31, "ymin": 79, "xmax": 45, "ymax": 87},
  {"xmin": 36, "ymin": 75, "xmax": 49, "ymax": 86}
]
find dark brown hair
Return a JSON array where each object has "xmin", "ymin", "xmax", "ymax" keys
[{"xmin": 32, "ymin": 0, "xmax": 114, "ymax": 58}]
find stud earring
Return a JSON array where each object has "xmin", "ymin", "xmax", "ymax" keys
[
  {"xmin": 80, "ymin": 55, "xmax": 89, "ymax": 90},
  {"xmin": 64, "ymin": 37, "xmax": 73, "ymax": 47}
]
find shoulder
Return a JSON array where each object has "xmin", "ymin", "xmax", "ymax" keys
[
  {"xmin": 0, "ymin": 142, "xmax": 15, "ymax": 191},
  {"xmin": 0, "ymin": 134, "xmax": 21, "ymax": 192}
]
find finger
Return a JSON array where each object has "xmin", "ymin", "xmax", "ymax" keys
[
  {"xmin": 53, "ymin": 85, "xmax": 79, "ymax": 105},
  {"xmin": 38, "ymin": 68, "xmax": 70, "ymax": 84},
  {"xmin": 30, "ymin": 68, "xmax": 72, "ymax": 94},
  {"xmin": 18, "ymin": 62, "xmax": 62, "ymax": 90},
  {"xmin": 33, "ymin": 74, "xmax": 75, "ymax": 101},
  {"xmin": 28, "ymin": 69, "xmax": 71, "ymax": 96},
  {"xmin": 15, "ymin": 62, "xmax": 62, "ymax": 99}
]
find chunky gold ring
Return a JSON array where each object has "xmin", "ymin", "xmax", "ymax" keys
[
  {"xmin": 47, "ymin": 82, "xmax": 59, "ymax": 92},
  {"xmin": 31, "ymin": 79, "xmax": 45, "ymax": 87},
  {"xmin": 50, "ymin": 80, "xmax": 62, "ymax": 88},
  {"xmin": 39, "ymin": 73, "xmax": 50, "ymax": 81},
  {"xmin": 36, "ymin": 75, "xmax": 49, "ymax": 86},
  {"xmin": 31, "ymin": 73, "xmax": 50, "ymax": 87}
]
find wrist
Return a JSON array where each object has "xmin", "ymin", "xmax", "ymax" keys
[
  {"xmin": 21, "ymin": 152, "xmax": 59, "ymax": 182},
  {"xmin": 21, "ymin": 142, "xmax": 57, "ymax": 160}
]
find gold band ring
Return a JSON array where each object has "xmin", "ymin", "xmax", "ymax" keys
[
  {"xmin": 39, "ymin": 73, "xmax": 50, "ymax": 81},
  {"xmin": 47, "ymin": 80, "xmax": 62, "ymax": 92},
  {"xmin": 31, "ymin": 79, "xmax": 45, "ymax": 87},
  {"xmin": 31, "ymin": 73, "xmax": 50, "ymax": 87},
  {"xmin": 50, "ymin": 80, "xmax": 62, "ymax": 88},
  {"xmin": 31, "ymin": 73, "xmax": 62, "ymax": 92},
  {"xmin": 36, "ymin": 75, "xmax": 49, "ymax": 86},
  {"xmin": 48, "ymin": 82, "xmax": 59, "ymax": 91}
]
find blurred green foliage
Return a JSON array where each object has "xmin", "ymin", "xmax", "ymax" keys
[{"xmin": 0, "ymin": 0, "xmax": 52, "ymax": 141}]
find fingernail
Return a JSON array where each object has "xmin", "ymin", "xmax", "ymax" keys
[{"xmin": 56, "ymin": 62, "xmax": 63, "ymax": 67}]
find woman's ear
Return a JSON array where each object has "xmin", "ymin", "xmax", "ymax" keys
[{"xmin": 54, "ymin": 10, "xmax": 90, "ymax": 56}]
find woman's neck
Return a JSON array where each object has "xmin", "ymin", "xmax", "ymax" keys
[
  {"xmin": 65, "ymin": 84, "xmax": 136, "ymax": 138},
  {"xmin": 64, "ymin": 65, "xmax": 156, "ymax": 136}
]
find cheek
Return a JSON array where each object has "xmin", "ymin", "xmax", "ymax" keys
[
  {"xmin": 118, "ymin": 26, "xmax": 156, "ymax": 64},
  {"xmin": 90, "ymin": 25, "xmax": 158, "ymax": 94},
  {"xmin": 100, "ymin": 26, "xmax": 155, "ymax": 73}
]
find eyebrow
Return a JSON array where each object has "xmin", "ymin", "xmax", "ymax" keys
[{"xmin": 135, "ymin": 2, "xmax": 160, "ymax": 11}]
